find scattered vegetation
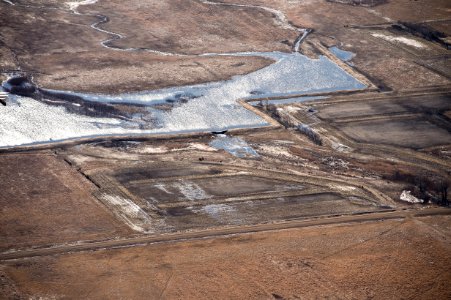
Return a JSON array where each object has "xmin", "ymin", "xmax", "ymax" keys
[
  {"xmin": 3, "ymin": 75, "xmax": 36, "ymax": 96},
  {"xmin": 297, "ymin": 124, "xmax": 323, "ymax": 146},
  {"xmin": 259, "ymin": 103, "xmax": 323, "ymax": 145},
  {"xmin": 384, "ymin": 170, "xmax": 450, "ymax": 206}
]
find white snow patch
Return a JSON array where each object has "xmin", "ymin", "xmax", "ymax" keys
[
  {"xmin": 331, "ymin": 141, "xmax": 352, "ymax": 153},
  {"xmin": 100, "ymin": 194, "xmax": 152, "ymax": 232},
  {"xmin": 174, "ymin": 181, "xmax": 211, "ymax": 201},
  {"xmin": 256, "ymin": 144, "xmax": 300, "ymax": 160},
  {"xmin": 282, "ymin": 105, "xmax": 303, "ymax": 113},
  {"xmin": 400, "ymin": 190, "xmax": 423, "ymax": 204},
  {"xmin": 135, "ymin": 145, "xmax": 169, "ymax": 154},
  {"xmin": 153, "ymin": 183, "xmax": 173, "ymax": 195},
  {"xmin": 274, "ymin": 140, "xmax": 295, "ymax": 144},
  {"xmin": 187, "ymin": 143, "xmax": 217, "ymax": 152},
  {"xmin": 367, "ymin": 9, "xmax": 393, "ymax": 22},
  {"xmin": 1, "ymin": 52, "xmax": 366, "ymax": 148},
  {"xmin": 66, "ymin": 154, "xmax": 92, "ymax": 165},
  {"xmin": 194, "ymin": 203, "xmax": 236, "ymax": 219},
  {"xmin": 371, "ymin": 33, "xmax": 426, "ymax": 49},
  {"xmin": 331, "ymin": 185, "xmax": 357, "ymax": 192},
  {"xmin": 0, "ymin": 96, "xmax": 130, "ymax": 147},
  {"xmin": 66, "ymin": 0, "xmax": 98, "ymax": 13},
  {"xmin": 210, "ymin": 134, "xmax": 259, "ymax": 158},
  {"xmin": 321, "ymin": 156, "xmax": 349, "ymax": 169},
  {"xmin": 132, "ymin": 143, "xmax": 215, "ymax": 154}
]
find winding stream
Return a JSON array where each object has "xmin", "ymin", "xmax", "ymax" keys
[{"xmin": 67, "ymin": 0, "xmax": 310, "ymax": 55}]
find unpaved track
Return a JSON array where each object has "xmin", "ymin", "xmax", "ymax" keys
[{"xmin": 1, "ymin": 207, "xmax": 449, "ymax": 261}]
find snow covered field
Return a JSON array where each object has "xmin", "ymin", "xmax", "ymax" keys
[{"xmin": 0, "ymin": 52, "xmax": 365, "ymax": 147}]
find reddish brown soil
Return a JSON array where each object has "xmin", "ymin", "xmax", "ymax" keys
[
  {"xmin": 3, "ymin": 216, "xmax": 450, "ymax": 299},
  {"xmin": 0, "ymin": 153, "xmax": 131, "ymax": 251}
]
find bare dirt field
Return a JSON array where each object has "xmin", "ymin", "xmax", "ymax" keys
[
  {"xmin": 2, "ymin": 215, "xmax": 450, "ymax": 299},
  {"xmin": 26, "ymin": 53, "xmax": 271, "ymax": 94},
  {"xmin": 338, "ymin": 117, "xmax": 451, "ymax": 149},
  {"xmin": 316, "ymin": 93, "xmax": 451, "ymax": 120},
  {"xmin": 304, "ymin": 92, "xmax": 451, "ymax": 150},
  {"xmin": 0, "ymin": 153, "xmax": 130, "ymax": 251},
  {"xmin": 77, "ymin": 0, "xmax": 297, "ymax": 55},
  {"xmin": 160, "ymin": 192, "xmax": 380, "ymax": 231}
]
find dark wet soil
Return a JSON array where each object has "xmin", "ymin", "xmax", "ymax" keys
[
  {"xmin": 392, "ymin": 22, "xmax": 450, "ymax": 49},
  {"xmin": 3, "ymin": 76, "xmax": 36, "ymax": 96},
  {"xmin": 326, "ymin": 0, "xmax": 387, "ymax": 7}
]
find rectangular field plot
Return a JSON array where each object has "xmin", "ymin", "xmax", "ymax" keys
[
  {"xmin": 124, "ymin": 175, "xmax": 305, "ymax": 204},
  {"xmin": 317, "ymin": 101, "xmax": 408, "ymax": 120},
  {"xmin": 115, "ymin": 166, "xmax": 223, "ymax": 184},
  {"xmin": 159, "ymin": 193, "xmax": 380, "ymax": 231},
  {"xmin": 338, "ymin": 118, "xmax": 451, "ymax": 149},
  {"xmin": 316, "ymin": 94, "xmax": 451, "ymax": 120},
  {"xmin": 100, "ymin": 164, "xmax": 385, "ymax": 233}
]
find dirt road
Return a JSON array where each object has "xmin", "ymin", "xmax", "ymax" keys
[{"xmin": 1, "ymin": 207, "xmax": 449, "ymax": 261}]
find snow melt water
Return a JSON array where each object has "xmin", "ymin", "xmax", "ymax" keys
[
  {"xmin": 0, "ymin": 52, "xmax": 366, "ymax": 147},
  {"xmin": 329, "ymin": 46, "xmax": 355, "ymax": 62},
  {"xmin": 210, "ymin": 134, "xmax": 259, "ymax": 158}
]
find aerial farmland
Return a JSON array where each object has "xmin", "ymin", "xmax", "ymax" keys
[{"xmin": 0, "ymin": 0, "xmax": 450, "ymax": 299}]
